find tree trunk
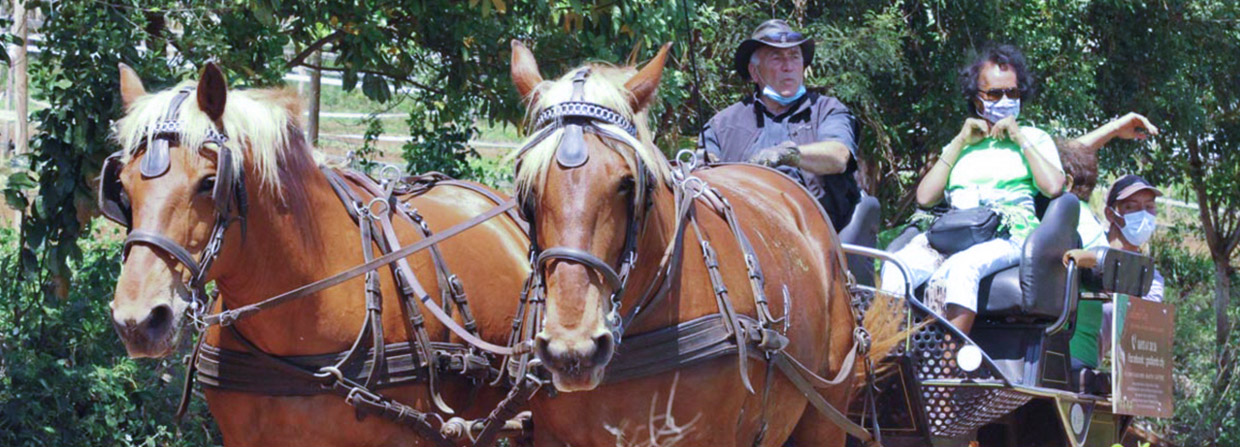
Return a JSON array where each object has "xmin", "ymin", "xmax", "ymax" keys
[
  {"xmin": 1214, "ymin": 260, "xmax": 1233, "ymax": 358},
  {"xmin": 306, "ymin": 50, "xmax": 321, "ymax": 146}
]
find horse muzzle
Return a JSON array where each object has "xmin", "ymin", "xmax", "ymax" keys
[{"xmin": 534, "ymin": 330, "xmax": 615, "ymax": 391}]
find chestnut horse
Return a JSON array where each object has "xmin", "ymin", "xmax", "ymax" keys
[
  {"xmin": 105, "ymin": 63, "xmax": 529, "ymax": 446},
  {"xmin": 509, "ymin": 41, "xmax": 882, "ymax": 447}
]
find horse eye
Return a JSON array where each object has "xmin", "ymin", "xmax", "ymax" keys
[
  {"xmin": 617, "ymin": 176, "xmax": 635, "ymax": 194},
  {"xmin": 198, "ymin": 176, "xmax": 216, "ymax": 194}
]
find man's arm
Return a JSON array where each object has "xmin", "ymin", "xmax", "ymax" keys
[
  {"xmin": 794, "ymin": 100, "xmax": 854, "ymax": 175},
  {"xmin": 1075, "ymin": 112, "xmax": 1159, "ymax": 152},
  {"xmin": 796, "ymin": 141, "xmax": 851, "ymax": 175}
]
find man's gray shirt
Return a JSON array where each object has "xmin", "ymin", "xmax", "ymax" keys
[
  {"xmin": 697, "ymin": 93, "xmax": 860, "ymax": 230},
  {"xmin": 699, "ymin": 93, "xmax": 856, "ymax": 165}
]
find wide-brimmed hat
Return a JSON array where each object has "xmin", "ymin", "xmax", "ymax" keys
[
  {"xmin": 1106, "ymin": 174, "xmax": 1163, "ymax": 208},
  {"xmin": 734, "ymin": 19, "xmax": 815, "ymax": 81}
]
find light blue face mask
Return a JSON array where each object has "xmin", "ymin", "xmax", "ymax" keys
[
  {"xmin": 1115, "ymin": 209, "xmax": 1157, "ymax": 246},
  {"xmin": 763, "ymin": 84, "xmax": 807, "ymax": 106},
  {"xmin": 980, "ymin": 96, "xmax": 1021, "ymax": 123}
]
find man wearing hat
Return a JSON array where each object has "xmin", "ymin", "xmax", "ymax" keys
[
  {"xmin": 1068, "ymin": 174, "xmax": 1165, "ymax": 384},
  {"xmin": 698, "ymin": 19, "xmax": 860, "ymax": 231}
]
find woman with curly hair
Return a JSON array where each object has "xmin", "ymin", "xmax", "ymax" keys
[{"xmin": 881, "ymin": 44, "xmax": 1065, "ymax": 333}]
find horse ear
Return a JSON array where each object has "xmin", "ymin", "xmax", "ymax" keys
[
  {"xmin": 196, "ymin": 62, "xmax": 228, "ymax": 122},
  {"xmin": 511, "ymin": 40, "xmax": 544, "ymax": 102},
  {"xmin": 119, "ymin": 63, "xmax": 146, "ymax": 108},
  {"xmin": 624, "ymin": 42, "xmax": 673, "ymax": 112}
]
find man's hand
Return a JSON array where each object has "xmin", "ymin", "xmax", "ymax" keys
[
  {"xmin": 747, "ymin": 141, "xmax": 801, "ymax": 168},
  {"xmin": 989, "ymin": 116, "xmax": 1025, "ymax": 146},
  {"xmin": 1109, "ymin": 112, "xmax": 1159, "ymax": 140}
]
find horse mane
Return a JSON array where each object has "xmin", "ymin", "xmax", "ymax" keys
[
  {"xmin": 512, "ymin": 63, "xmax": 671, "ymax": 196},
  {"xmin": 115, "ymin": 81, "xmax": 315, "ymax": 201}
]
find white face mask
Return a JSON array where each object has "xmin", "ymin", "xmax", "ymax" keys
[
  {"xmin": 980, "ymin": 96, "xmax": 1021, "ymax": 123},
  {"xmin": 1115, "ymin": 209, "xmax": 1157, "ymax": 246}
]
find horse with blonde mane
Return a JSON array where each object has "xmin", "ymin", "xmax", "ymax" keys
[
  {"xmin": 104, "ymin": 63, "xmax": 531, "ymax": 446},
  {"xmin": 508, "ymin": 41, "xmax": 893, "ymax": 447}
]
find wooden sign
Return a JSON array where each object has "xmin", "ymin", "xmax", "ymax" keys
[{"xmin": 1113, "ymin": 296, "xmax": 1175, "ymax": 418}]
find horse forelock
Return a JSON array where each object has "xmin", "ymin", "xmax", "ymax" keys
[
  {"xmin": 116, "ymin": 82, "xmax": 312, "ymax": 200},
  {"xmin": 512, "ymin": 63, "xmax": 669, "ymax": 198}
]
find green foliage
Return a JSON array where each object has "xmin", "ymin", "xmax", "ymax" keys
[
  {"xmin": 1148, "ymin": 232, "xmax": 1240, "ymax": 444},
  {"xmin": 3, "ymin": 1, "xmax": 1239, "ymax": 445},
  {"xmin": 402, "ymin": 106, "xmax": 480, "ymax": 179},
  {"xmin": 0, "ymin": 229, "xmax": 216, "ymax": 446}
]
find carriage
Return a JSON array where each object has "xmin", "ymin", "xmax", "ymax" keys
[
  {"xmin": 836, "ymin": 193, "xmax": 1165, "ymax": 447},
  {"xmin": 99, "ymin": 42, "xmax": 1173, "ymax": 447}
]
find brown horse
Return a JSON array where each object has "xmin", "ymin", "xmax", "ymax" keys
[
  {"xmin": 106, "ymin": 63, "xmax": 529, "ymax": 446},
  {"xmin": 509, "ymin": 41, "xmax": 875, "ymax": 446}
]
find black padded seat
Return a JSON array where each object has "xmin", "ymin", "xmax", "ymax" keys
[
  {"xmin": 975, "ymin": 194, "xmax": 1081, "ymax": 321},
  {"xmin": 975, "ymin": 266, "xmax": 1025, "ymax": 317},
  {"xmin": 840, "ymin": 195, "xmax": 880, "ymax": 286}
]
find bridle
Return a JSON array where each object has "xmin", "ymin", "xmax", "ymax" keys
[
  {"xmin": 99, "ymin": 87, "xmax": 248, "ymax": 321},
  {"xmin": 513, "ymin": 68, "xmax": 656, "ymax": 343}
]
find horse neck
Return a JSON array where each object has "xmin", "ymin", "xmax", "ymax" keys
[{"xmin": 209, "ymin": 165, "xmax": 370, "ymax": 354}]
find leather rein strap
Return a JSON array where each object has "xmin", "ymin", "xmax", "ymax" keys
[{"xmin": 200, "ymin": 190, "xmax": 525, "ymax": 358}]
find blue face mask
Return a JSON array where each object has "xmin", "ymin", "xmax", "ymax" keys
[
  {"xmin": 980, "ymin": 96, "xmax": 1021, "ymax": 123},
  {"xmin": 1115, "ymin": 209, "xmax": 1157, "ymax": 246},
  {"xmin": 762, "ymin": 84, "xmax": 807, "ymax": 106}
]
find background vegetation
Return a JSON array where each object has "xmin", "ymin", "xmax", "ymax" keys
[{"xmin": 0, "ymin": 0, "xmax": 1236, "ymax": 445}]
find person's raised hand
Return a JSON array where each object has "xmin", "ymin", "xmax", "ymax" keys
[
  {"xmin": 989, "ymin": 116, "xmax": 1025, "ymax": 145},
  {"xmin": 1109, "ymin": 112, "xmax": 1159, "ymax": 140}
]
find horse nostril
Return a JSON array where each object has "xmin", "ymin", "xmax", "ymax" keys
[
  {"xmin": 534, "ymin": 334, "xmax": 553, "ymax": 363},
  {"xmin": 591, "ymin": 332, "xmax": 615, "ymax": 366},
  {"xmin": 143, "ymin": 304, "xmax": 174, "ymax": 336}
]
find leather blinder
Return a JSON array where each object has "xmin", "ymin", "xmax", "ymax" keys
[{"xmin": 99, "ymin": 151, "xmax": 131, "ymax": 227}]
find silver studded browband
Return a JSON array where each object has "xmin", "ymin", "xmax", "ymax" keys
[
  {"xmin": 145, "ymin": 120, "xmax": 230, "ymax": 146},
  {"xmin": 534, "ymin": 101, "xmax": 638, "ymax": 137}
]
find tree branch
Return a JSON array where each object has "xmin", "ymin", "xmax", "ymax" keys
[
  {"xmin": 286, "ymin": 30, "xmax": 345, "ymax": 68},
  {"xmin": 293, "ymin": 62, "xmax": 445, "ymax": 96}
]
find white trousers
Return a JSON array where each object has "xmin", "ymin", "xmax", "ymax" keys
[{"xmin": 880, "ymin": 234, "xmax": 1023, "ymax": 314}]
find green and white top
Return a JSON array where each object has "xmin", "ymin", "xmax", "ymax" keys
[{"xmin": 945, "ymin": 126, "xmax": 1064, "ymax": 241}]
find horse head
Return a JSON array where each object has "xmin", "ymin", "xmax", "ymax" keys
[
  {"xmin": 510, "ymin": 40, "xmax": 672, "ymax": 391},
  {"xmin": 105, "ymin": 62, "xmax": 310, "ymax": 358}
]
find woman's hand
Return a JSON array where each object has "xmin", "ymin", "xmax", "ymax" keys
[
  {"xmin": 989, "ymin": 116, "xmax": 1025, "ymax": 146},
  {"xmin": 919, "ymin": 118, "xmax": 989, "ymax": 208},
  {"xmin": 954, "ymin": 118, "xmax": 991, "ymax": 150}
]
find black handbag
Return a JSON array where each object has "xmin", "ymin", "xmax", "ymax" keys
[{"xmin": 927, "ymin": 207, "xmax": 1003, "ymax": 255}]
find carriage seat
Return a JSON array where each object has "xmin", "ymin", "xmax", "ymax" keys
[
  {"xmin": 886, "ymin": 195, "xmax": 1081, "ymax": 321},
  {"xmin": 974, "ymin": 194, "xmax": 1080, "ymax": 320},
  {"xmin": 840, "ymin": 195, "xmax": 880, "ymax": 286}
]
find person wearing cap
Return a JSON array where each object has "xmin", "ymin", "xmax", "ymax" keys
[
  {"xmin": 697, "ymin": 19, "xmax": 860, "ymax": 232},
  {"xmin": 1057, "ymin": 117, "xmax": 1160, "ymax": 376},
  {"xmin": 878, "ymin": 44, "xmax": 1065, "ymax": 334},
  {"xmin": 1066, "ymin": 175, "xmax": 1166, "ymax": 379}
]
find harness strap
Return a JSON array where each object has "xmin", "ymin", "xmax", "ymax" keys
[
  {"xmin": 536, "ymin": 247, "xmax": 623, "ymax": 290},
  {"xmin": 774, "ymin": 354, "xmax": 879, "ymax": 446},
  {"xmin": 215, "ymin": 316, "xmax": 458, "ymax": 447},
  {"xmin": 123, "ymin": 230, "xmax": 202, "ymax": 278},
  {"xmin": 201, "ymin": 196, "xmax": 518, "ymax": 349}
]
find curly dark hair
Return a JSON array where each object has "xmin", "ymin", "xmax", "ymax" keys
[
  {"xmin": 1056, "ymin": 137, "xmax": 1097, "ymax": 200},
  {"xmin": 959, "ymin": 44, "xmax": 1037, "ymax": 117}
]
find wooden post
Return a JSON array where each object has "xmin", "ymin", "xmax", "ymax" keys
[
  {"xmin": 12, "ymin": 0, "xmax": 28, "ymax": 155},
  {"xmin": 306, "ymin": 50, "xmax": 322, "ymax": 145}
]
